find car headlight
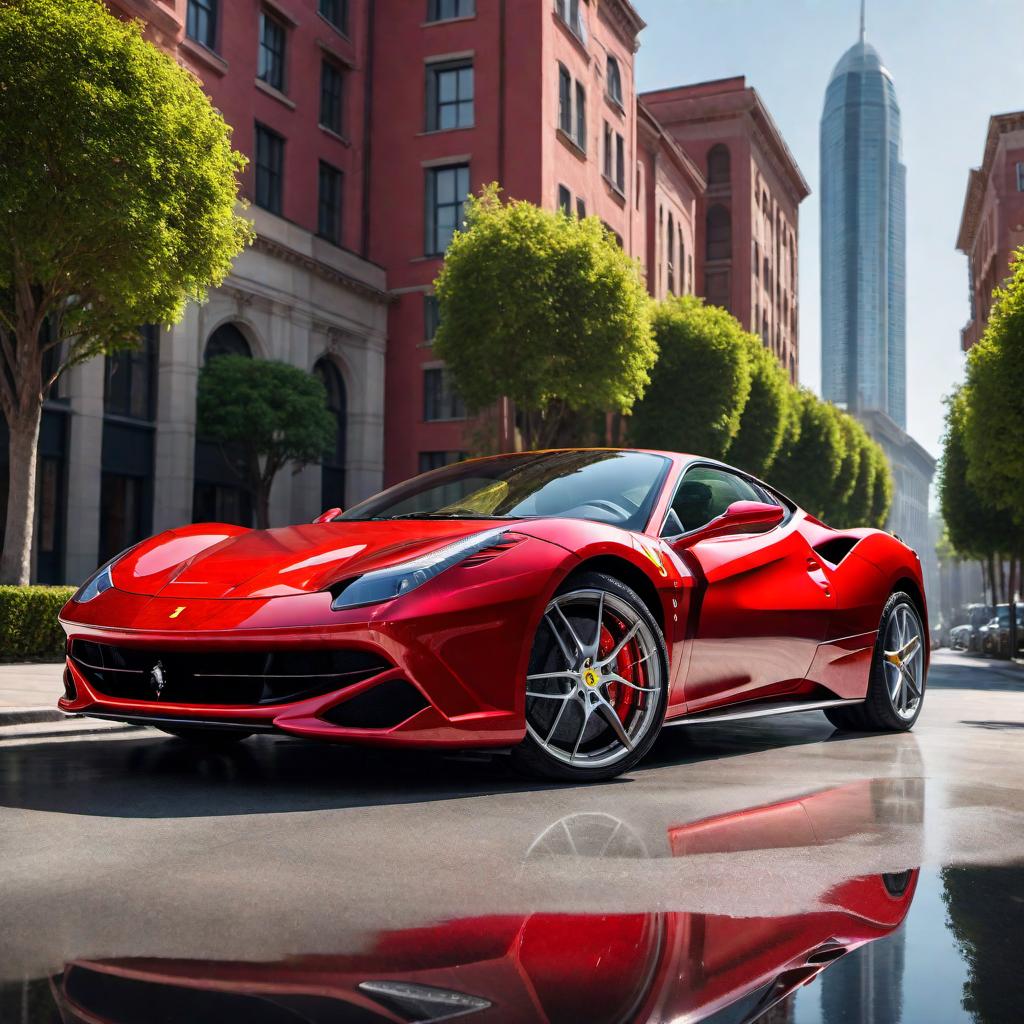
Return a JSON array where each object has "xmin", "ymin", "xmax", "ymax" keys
[
  {"xmin": 73, "ymin": 545, "xmax": 137, "ymax": 603},
  {"xmin": 331, "ymin": 527, "xmax": 513, "ymax": 611}
]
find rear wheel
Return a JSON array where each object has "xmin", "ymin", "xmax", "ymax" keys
[
  {"xmin": 512, "ymin": 572, "xmax": 669, "ymax": 782},
  {"xmin": 825, "ymin": 592, "xmax": 926, "ymax": 733},
  {"xmin": 157, "ymin": 725, "xmax": 253, "ymax": 747}
]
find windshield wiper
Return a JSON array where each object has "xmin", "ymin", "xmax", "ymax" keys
[{"xmin": 385, "ymin": 511, "xmax": 516, "ymax": 520}]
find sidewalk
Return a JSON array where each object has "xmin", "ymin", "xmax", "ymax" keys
[{"xmin": 0, "ymin": 661, "xmax": 66, "ymax": 725}]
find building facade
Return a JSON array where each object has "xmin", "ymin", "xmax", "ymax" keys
[
  {"xmin": 640, "ymin": 77, "xmax": 809, "ymax": 382},
  {"xmin": 956, "ymin": 111, "xmax": 1024, "ymax": 351},
  {"xmin": 820, "ymin": 33, "xmax": 907, "ymax": 429},
  {"xmin": 2, "ymin": 0, "xmax": 805, "ymax": 583}
]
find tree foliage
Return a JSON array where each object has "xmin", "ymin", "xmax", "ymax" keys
[
  {"xmin": 771, "ymin": 389, "xmax": 844, "ymax": 519},
  {"xmin": 629, "ymin": 296, "xmax": 752, "ymax": 459},
  {"xmin": 726, "ymin": 333, "xmax": 791, "ymax": 476},
  {"xmin": 433, "ymin": 184, "xmax": 655, "ymax": 450},
  {"xmin": 196, "ymin": 357, "xmax": 335, "ymax": 529},
  {"xmin": 0, "ymin": 0, "xmax": 252, "ymax": 582}
]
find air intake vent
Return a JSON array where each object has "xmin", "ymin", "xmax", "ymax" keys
[
  {"xmin": 322, "ymin": 679, "xmax": 429, "ymax": 729},
  {"xmin": 813, "ymin": 536, "xmax": 860, "ymax": 566}
]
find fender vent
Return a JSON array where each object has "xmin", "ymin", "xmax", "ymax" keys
[
  {"xmin": 461, "ymin": 533, "xmax": 526, "ymax": 567},
  {"xmin": 322, "ymin": 679, "xmax": 429, "ymax": 730},
  {"xmin": 813, "ymin": 536, "xmax": 860, "ymax": 567}
]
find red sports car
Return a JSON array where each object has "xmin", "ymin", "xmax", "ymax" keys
[{"xmin": 58, "ymin": 449, "xmax": 928, "ymax": 781}]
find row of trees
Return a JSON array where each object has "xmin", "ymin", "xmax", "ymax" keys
[
  {"xmin": 940, "ymin": 247, "xmax": 1024, "ymax": 608},
  {"xmin": 437, "ymin": 186, "xmax": 892, "ymax": 528}
]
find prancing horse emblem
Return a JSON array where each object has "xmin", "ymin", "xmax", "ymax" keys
[{"xmin": 150, "ymin": 660, "xmax": 167, "ymax": 699}]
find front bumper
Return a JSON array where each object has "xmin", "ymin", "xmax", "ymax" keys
[{"xmin": 57, "ymin": 545, "xmax": 570, "ymax": 748}]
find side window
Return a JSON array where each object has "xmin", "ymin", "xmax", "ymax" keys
[{"xmin": 665, "ymin": 466, "xmax": 763, "ymax": 535}]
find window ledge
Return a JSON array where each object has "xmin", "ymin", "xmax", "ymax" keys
[
  {"xmin": 317, "ymin": 38, "xmax": 356, "ymax": 68},
  {"xmin": 411, "ymin": 254, "xmax": 444, "ymax": 263},
  {"xmin": 263, "ymin": 0, "xmax": 299, "ymax": 28},
  {"xmin": 421, "ymin": 15, "xmax": 477, "ymax": 27},
  {"xmin": 552, "ymin": 11, "xmax": 590, "ymax": 60},
  {"xmin": 319, "ymin": 124, "xmax": 351, "ymax": 146},
  {"xmin": 419, "ymin": 124, "xmax": 476, "ymax": 137},
  {"xmin": 423, "ymin": 417, "xmax": 468, "ymax": 424},
  {"xmin": 180, "ymin": 37, "xmax": 228, "ymax": 76},
  {"xmin": 605, "ymin": 93, "xmax": 626, "ymax": 116},
  {"xmin": 255, "ymin": 77, "xmax": 296, "ymax": 109},
  {"xmin": 556, "ymin": 127, "xmax": 587, "ymax": 161},
  {"xmin": 317, "ymin": 12, "xmax": 352, "ymax": 41},
  {"xmin": 602, "ymin": 174, "xmax": 627, "ymax": 204}
]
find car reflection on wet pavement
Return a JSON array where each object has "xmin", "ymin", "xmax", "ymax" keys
[{"xmin": 0, "ymin": 651, "xmax": 1023, "ymax": 1022}]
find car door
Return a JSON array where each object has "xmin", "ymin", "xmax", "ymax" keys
[{"xmin": 665, "ymin": 466, "xmax": 833, "ymax": 711}]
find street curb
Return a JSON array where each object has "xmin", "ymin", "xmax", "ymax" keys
[{"xmin": 0, "ymin": 706, "xmax": 67, "ymax": 726}]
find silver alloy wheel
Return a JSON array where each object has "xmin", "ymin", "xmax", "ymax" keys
[
  {"xmin": 524, "ymin": 588, "xmax": 664, "ymax": 769},
  {"xmin": 883, "ymin": 602, "xmax": 924, "ymax": 720}
]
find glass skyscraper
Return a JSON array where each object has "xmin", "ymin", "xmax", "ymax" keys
[{"xmin": 820, "ymin": 25, "xmax": 907, "ymax": 428}]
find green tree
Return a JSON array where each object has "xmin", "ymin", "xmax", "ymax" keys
[
  {"xmin": 868, "ymin": 443, "xmax": 894, "ymax": 529},
  {"xmin": 826, "ymin": 413, "xmax": 865, "ymax": 526},
  {"xmin": 772, "ymin": 390, "xmax": 844, "ymax": 519},
  {"xmin": 196, "ymin": 357, "xmax": 335, "ymax": 530},
  {"xmin": 629, "ymin": 296, "xmax": 752, "ymax": 458},
  {"xmin": 433, "ymin": 185, "xmax": 655, "ymax": 451},
  {"xmin": 0, "ymin": 0, "xmax": 252, "ymax": 583},
  {"xmin": 726, "ymin": 334, "xmax": 791, "ymax": 477},
  {"xmin": 964, "ymin": 248, "xmax": 1024, "ymax": 521},
  {"xmin": 834, "ymin": 428, "xmax": 877, "ymax": 528}
]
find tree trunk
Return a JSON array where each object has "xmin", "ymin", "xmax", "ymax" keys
[
  {"xmin": 254, "ymin": 480, "xmax": 271, "ymax": 530},
  {"xmin": 0, "ymin": 406, "xmax": 42, "ymax": 585},
  {"xmin": 987, "ymin": 553, "xmax": 997, "ymax": 608}
]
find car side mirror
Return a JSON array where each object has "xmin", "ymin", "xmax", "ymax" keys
[
  {"xmin": 673, "ymin": 500, "xmax": 784, "ymax": 548},
  {"xmin": 313, "ymin": 507, "xmax": 342, "ymax": 524}
]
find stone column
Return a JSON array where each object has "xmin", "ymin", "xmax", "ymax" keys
[{"xmin": 63, "ymin": 358, "xmax": 105, "ymax": 583}]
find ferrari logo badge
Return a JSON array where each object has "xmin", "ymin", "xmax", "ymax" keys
[
  {"xmin": 583, "ymin": 667, "xmax": 600, "ymax": 688},
  {"xmin": 169, "ymin": 606, "xmax": 186, "ymax": 619},
  {"xmin": 150, "ymin": 660, "xmax": 167, "ymax": 699}
]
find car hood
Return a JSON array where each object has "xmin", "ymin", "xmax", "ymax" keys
[{"xmin": 109, "ymin": 521, "xmax": 513, "ymax": 600}]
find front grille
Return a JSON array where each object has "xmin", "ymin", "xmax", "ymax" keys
[{"xmin": 69, "ymin": 640, "xmax": 390, "ymax": 707}]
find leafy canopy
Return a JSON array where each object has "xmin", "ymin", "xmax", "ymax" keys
[
  {"xmin": 726, "ymin": 333, "xmax": 791, "ymax": 476},
  {"xmin": 0, "ymin": 0, "xmax": 253, "ymax": 374},
  {"xmin": 433, "ymin": 184, "xmax": 655, "ymax": 448},
  {"xmin": 629, "ymin": 296, "xmax": 752, "ymax": 458}
]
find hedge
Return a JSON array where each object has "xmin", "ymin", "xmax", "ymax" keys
[{"xmin": 0, "ymin": 586, "xmax": 75, "ymax": 661}]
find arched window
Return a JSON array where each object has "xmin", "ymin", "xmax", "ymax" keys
[
  {"xmin": 193, "ymin": 322, "xmax": 253, "ymax": 527},
  {"xmin": 314, "ymin": 357, "xmax": 347, "ymax": 511},
  {"xmin": 606, "ymin": 55, "xmax": 623, "ymax": 106},
  {"xmin": 706, "ymin": 204, "xmax": 731, "ymax": 261},
  {"xmin": 707, "ymin": 144, "xmax": 730, "ymax": 187}
]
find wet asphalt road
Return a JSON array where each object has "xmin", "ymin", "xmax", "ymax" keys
[{"xmin": 1, "ymin": 649, "xmax": 1022, "ymax": 1022}]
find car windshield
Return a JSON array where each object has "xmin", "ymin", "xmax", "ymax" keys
[{"xmin": 339, "ymin": 450, "xmax": 672, "ymax": 532}]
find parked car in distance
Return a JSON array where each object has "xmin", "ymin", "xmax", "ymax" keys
[
  {"xmin": 949, "ymin": 604, "xmax": 994, "ymax": 652},
  {"xmin": 981, "ymin": 603, "xmax": 1023, "ymax": 659}
]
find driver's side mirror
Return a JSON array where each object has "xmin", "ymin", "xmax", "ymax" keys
[
  {"xmin": 313, "ymin": 507, "xmax": 342, "ymax": 524},
  {"xmin": 673, "ymin": 500, "xmax": 783, "ymax": 548}
]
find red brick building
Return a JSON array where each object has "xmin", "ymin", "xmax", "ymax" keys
[
  {"xmin": 641, "ymin": 77, "xmax": 809, "ymax": 382},
  {"xmin": 957, "ymin": 111, "xmax": 1024, "ymax": 351},
  {"xmin": 2, "ymin": 0, "xmax": 806, "ymax": 583}
]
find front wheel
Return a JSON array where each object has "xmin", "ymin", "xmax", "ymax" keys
[
  {"xmin": 512, "ymin": 572, "xmax": 669, "ymax": 782},
  {"xmin": 825, "ymin": 592, "xmax": 926, "ymax": 733}
]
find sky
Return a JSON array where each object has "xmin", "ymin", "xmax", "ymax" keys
[{"xmin": 634, "ymin": 0, "xmax": 1024, "ymax": 460}]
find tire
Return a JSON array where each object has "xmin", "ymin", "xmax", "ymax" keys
[
  {"xmin": 511, "ymin": 571, "xmax": 669, "ymax": 782},
  {"xmin": 825, "ymin": 591, "xmax": 926, "ymax": 733},
  {"xmin": 157, "ymin": 725, "xmax": 253, "ymax": 747}
]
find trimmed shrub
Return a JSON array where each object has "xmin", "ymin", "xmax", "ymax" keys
[{"xmin": 0, "ymin": 586, "xmax": 74, "ymax": 661}]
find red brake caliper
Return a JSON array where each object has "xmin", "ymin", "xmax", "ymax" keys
[{"xmin": 599, "ymin": 620, "xmax": 642, "ymax": 723}]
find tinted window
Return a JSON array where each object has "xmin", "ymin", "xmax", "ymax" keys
[
  {"xmin": 341, "ymin": 450, "xmax": 671, "ymax": 532},
  {"xmin": 668, "ymin": 466, "xmax": 763, "ymax": 534}
]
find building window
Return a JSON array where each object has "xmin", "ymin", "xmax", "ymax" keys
[
  {"xmin": 706, "ymin": 204, "xmax": 731, "ymax": 261},
  {"xmin": 707, "ymin": 144, "xmax": 731, "ymax": 187},
  {"xmin": 575, "ymin": 81, "xmax": 587, "ymax": 150},
  {"xmin": 254, "ymin": 123, "xmax": 284, "ymax": 214},
  {"xmin": 104, "ymin": 326, "xmax": 158, "ymax": 421},
  {"xmin": 419, "ymin": 450, "xmax": 465, "ymax": 473},
  {"xmin": 318, "ymin": 0, "xmax": 348, "ymax": 33},
  {"xmin": 615, "ymin": 133, "xmax": 625, "ymax": 192},
  {"xmin": 1017, "ymin": 161, "xmax": 1024, "ymax": 192},
  {"xmin": 558, "ymin": 64, "xmax": 572, "ymax": 135},
  {"xmin": 558, "ymin": 184, "xmax": 572, "ymax": 214},
  {"xmin": 427, "ymin": 0, "xmax": 475, "ymax": 20},
  {"xmin": 320, "ymin": 59, "xmax": 345, "ymax": 135},
  {"xmin": 554, "ymin": 0, "xmax": 587, "ymax": 44},
  {"xmin": 425, "ymin": 163, "xmax": 470, "ymax": 256},
  {"xmin": 424, "ymin": 295, "xmax": 441, "ymax": 341},
  {"xmin": 606, "ymin": 55, "xmax": 623, "ymax": 107},
  {"xmin": 666, "ymin": 213, "xmax": 675, "ymax": 294},
  {"xmin": 424, "ymin": 367, "xmax": 466, "ymax": 421},
  {"xmin": 576, "ymin": 197, "xmax": 586, "ymax": 219},
  {"xmin": 318, "ymin": 162, "xmax": 343, "ymax": 243},
  {"xmin": 603, "ymin": 122, "xmax": 612, "ymax": 178},
  {"xmin": 426, "ymin": 60, "xmax": 474, "ymax": 132},
  {"xmin": 258, "ymin": 10, "xmax": 287, "ymax": 92},
  {"xmin": 186, "ymin": 0, "xmax": 217, "ymax": 49}
]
